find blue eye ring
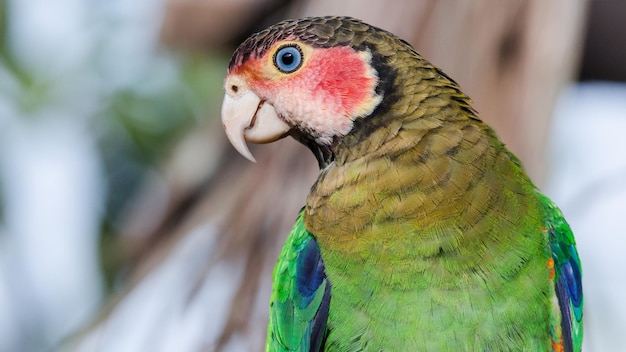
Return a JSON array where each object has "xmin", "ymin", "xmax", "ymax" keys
[{"xmin": 273, "ymin": 45, "xmax": 303, "ymax": 73}]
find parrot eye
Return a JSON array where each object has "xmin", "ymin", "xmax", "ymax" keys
[{"xmin": 273, "ymin": 45, "xmax": 303, "ymax": 73}]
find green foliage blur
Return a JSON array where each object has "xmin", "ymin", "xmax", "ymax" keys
[
  {"xmin": 97, "ymin": 54, "xmax": 229, "ymax": 287},
  {"xmin": 0, "ymin": 0, "xmax": 230, "ymax": 289}
]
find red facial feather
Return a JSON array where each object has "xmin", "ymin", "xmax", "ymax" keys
[
  {"xmin": 305, "ymin": 46, "xmax": 376, "ymax": 116},
  {"xmin": 247, "ymin": 46, "xmax": 374, "ymax": 113},
  {"xmin": 233, "ymin": 44, "xmax": 380, "ymax": 143}
]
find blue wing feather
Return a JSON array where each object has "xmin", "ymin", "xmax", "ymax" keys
[
  {"xmin": 542, "ymin": 194, "xmax": 583, "ymax": 352},
  {"xmin": 267, "ymin": 212, "xmax": 330, "ymax": 352}
]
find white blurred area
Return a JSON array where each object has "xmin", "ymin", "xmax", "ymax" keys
[
  {"xmin": 0, "ymin": 0, "xmax": 173, "ymax": 350},
  {"xmin": 69, "ymin": 223, "xmax": 259, "ymax": 352},
  {"xmin": 0, "ymin": 116, "xmax": 103, "ymax": 350},
  {"xmin": 0, "ymin": 0, "xmax": 624, "ymax": 351},
  {"xmin": 546, "ymin": 82, "xmax": 626, "ymax": 352}
]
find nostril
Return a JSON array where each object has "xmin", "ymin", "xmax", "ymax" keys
[{"xmin": 231, "ymin": 85, "xmax": 239, "ymax": 93}]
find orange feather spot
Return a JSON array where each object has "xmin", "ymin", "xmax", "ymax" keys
[
  {"xmin": 551, "ymin": 339, "xmax": 565, "ymax": 352},
  {"xmin": 548, "ymin": 258, "xmax": 555, "ymax": 280}
]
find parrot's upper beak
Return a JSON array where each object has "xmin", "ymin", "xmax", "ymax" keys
[{"xmin": 221, "ymin": 76, "xmax": 291, "ymax": 162}]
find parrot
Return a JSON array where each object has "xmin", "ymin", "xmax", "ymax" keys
[{"xmin": 220, "ymin": 16, "xmax": 583, "ymax": 351}]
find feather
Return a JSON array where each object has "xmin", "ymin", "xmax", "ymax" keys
[{"xmin": 268, "ymin": 213, "xmax": 330, "ymax": 352}]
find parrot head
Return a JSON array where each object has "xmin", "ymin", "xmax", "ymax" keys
[{"xmin": 221, "ymin": 16, "xmax": 403, "ymax": 166}]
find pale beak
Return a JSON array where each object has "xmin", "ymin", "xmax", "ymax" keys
[{"xmin": 221, "ymin": 87, "xmax": 290, "ymax": 163}]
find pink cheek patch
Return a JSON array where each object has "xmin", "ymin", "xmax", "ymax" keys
[
  {"xmin": 307, "ymin": 46, "xmax": 377, "ymax": 116},
  {"xmin": 279, "ymin": 47, "xmax": 380, "ymax": 143},
  {"xmin": 243, "ymin": 46, "xmax": 381, "ymax": 145}
]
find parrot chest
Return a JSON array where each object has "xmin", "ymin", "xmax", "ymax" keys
[
  {"xmin": 303, "ymin": 159, "xmax": 553, "ymax": 350},
  {"xmin": 310, "ymin": 230, "xmax": 553, "ymax": 351}
]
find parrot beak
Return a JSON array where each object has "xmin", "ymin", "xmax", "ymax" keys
[{"xmin": 221, "ymin": 78, "xmax": 291, "ymax": 163}]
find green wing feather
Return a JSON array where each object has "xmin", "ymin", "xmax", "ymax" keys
[
  {"xmin": 266, "ymin": 212, "xmax": 330, "ymax": 352},
  {"xmin": 541, "ymin": 194, "xmax": 583, "ymax": 352}
]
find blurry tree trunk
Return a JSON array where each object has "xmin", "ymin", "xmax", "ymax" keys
[{"xmin": 70, "ymin": 1, "xmax": 588, "ymax": 351}]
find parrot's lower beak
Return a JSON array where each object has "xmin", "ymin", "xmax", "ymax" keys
[{"xmin": 221, "ymin": 88, "xmax": 291, "ymax": 163}]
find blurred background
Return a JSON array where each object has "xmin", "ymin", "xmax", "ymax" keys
[{"xmin": 0, "ymin": 0, "xmax": 623, "ymax": 351}]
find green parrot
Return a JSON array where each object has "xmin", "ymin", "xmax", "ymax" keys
[{"xmin": 221, "ymin": 16, "xmax": 583, "ymax": 351}]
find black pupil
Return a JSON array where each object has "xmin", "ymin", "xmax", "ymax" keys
[{"xmin": 281, "ymin": 52, "xmax": 294, "ymax": 66}]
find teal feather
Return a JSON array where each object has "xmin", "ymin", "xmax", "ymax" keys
[{"xmin": 267, "ymin": 213, "xmax": 330, "ymax": 352}]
